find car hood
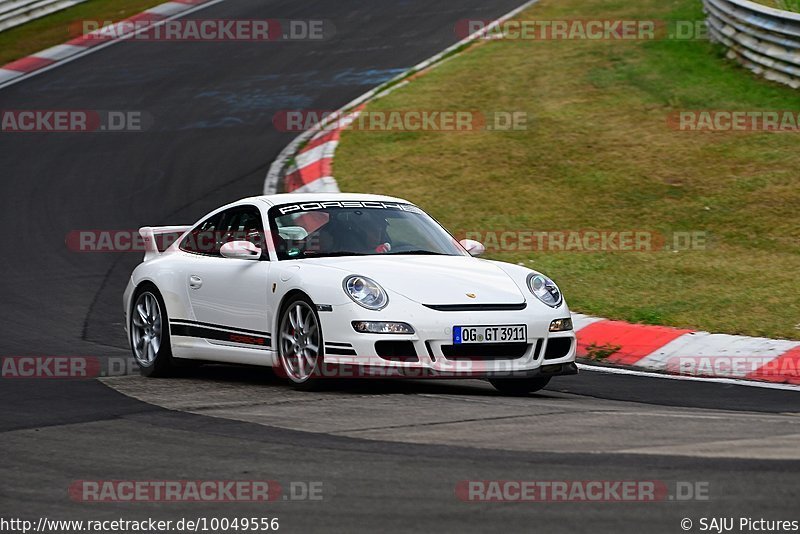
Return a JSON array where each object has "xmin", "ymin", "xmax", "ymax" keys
[{"xmin": 307, "ymin": 255, "xmax": 526, "ymax": 305}]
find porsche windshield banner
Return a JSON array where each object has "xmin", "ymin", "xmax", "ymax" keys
[{"xmin": 275, "ymin": 201, "xmax": 421, "ymax": 215}]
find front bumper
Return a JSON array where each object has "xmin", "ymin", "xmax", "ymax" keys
[
  {"xmin": 333, "ymin": 361, "xmax": 579, "ymax": 379},
  {"xmin": 316, "ymin": 298, "xmax": 577, "ymax": 377}
]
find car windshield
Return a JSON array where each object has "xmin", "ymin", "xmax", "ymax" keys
[{"xmin": 268, "ymin": 201, "xmax": 466, "ymax": 260}]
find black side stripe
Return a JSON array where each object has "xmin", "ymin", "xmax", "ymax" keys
[
  {"xmin": 171, "ymin": 324, "xmax": 271, "ymax": 348},
  {"xmin": 170, "ymin": 319, "xmax": 270, "ymax": 338},
  {"xmin": 325, "ymin": 341, "xmax": 356, "ymax": 355},
  {"xmin": 325, "ymin": 347, "xmax": 358, "ymax": 356}
]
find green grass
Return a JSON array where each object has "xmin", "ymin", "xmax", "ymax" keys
[
  {"xmin": 336, "ymin": 0, "xmax": 800, "ymax": 340},
  {"xmin": 0, "ymin": 0, "xmax": 168, "ymax": 65}
]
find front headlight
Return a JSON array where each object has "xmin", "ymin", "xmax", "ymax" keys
[
  {"xmin": 527, "ymin": 273, "xmax": 563, "ymax": 308},
  {"xmin": 549, "ymin": 318, "xmax": 573, "ymax": 332},
  {"xmin": 344, "ymin": 275, "xmax": 388, "ymax": 310},
  {"xmin": 352, "ymin": 321, "xmax": 414, "ymax": 334}
]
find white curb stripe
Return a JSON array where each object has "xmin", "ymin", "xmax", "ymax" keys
[
  {"xmin": 634, "ymin": 332, "xmax": 800, "ymax": 376},
  {"xmin": 144, "ymin": 1, "xmax": 192, "ymax": 17},
  {"xmin": 32, "ymin": 44, "xmax": 87, "ymax": 61},
  {"xmin": 0, "ymin": 68, "xmax": 22, "ymax": 83},
  {"xmin": 282, "ymin": 163, "xmax": 298, "ymax": 177},
  {"xmin": 292, "ymin": 177, "xmax": 341, "ymax": 193},
  {"xmin": 570, "ymin": 313, "xmax": 604, "ymax": 332},
  {"xmin": 295, "ymin": 140, "xmax": 338, "ymax": 170}
]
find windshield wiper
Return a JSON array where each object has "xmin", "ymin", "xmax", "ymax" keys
[
  {"xmin": 307, "ymin": 251, "xmax": 369, "ymax": 257},
  {"xmin": 385, "ymin": 250, "xmax": 449, "ymax": 255}
]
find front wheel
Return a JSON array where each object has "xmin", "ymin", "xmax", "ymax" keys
[
  {"xmin": 278, "ymin": 295, "xmax": 324, "ymax": 390},
  {"xmin": 489, "ymin": 376, "xmax": 551, "ymax": 396},
  {"xmin": 130, "ymin": 286, "xmax": 175, "ymax": 377}
]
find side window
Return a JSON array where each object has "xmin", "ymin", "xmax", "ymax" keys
[
  {"xmin": 179, "ymin": 206, "xmax": 266, "ymax": 257},
  {"xmin": 180, "ymin": 212, "xmax": 223, "ymax": 255},
  {"xmin": 220, "ymin": 207, "xmax": 267, "ymax": 252}
]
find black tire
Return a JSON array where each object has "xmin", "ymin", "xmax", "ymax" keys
[
  {"xmin": 276, "ymin": 294, "xmax": 325, "ymax": 391},
  {"xmin": 489, "ymin": 376, "xmax": 551, "ymax": 396},
  {"xmin": 129, "ymin": 284, "xmax": 176, "ymax": 378}
]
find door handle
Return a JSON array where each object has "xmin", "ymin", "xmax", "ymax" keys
[{"xmin": 189, "ymin": 275, "xmax": 203, "ymax": 290}]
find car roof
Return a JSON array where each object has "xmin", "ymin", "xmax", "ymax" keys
[{"xmin": 244, "ymin": 193, "xmax": 415, "ymax": 206}]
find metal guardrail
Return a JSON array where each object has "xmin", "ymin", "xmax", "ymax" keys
[
  {"xmin": 703, "ymin": 0, "xmax": 800, "ymax": 88},
  {"xmin": 0, "ymin": 0, "xmax": 87, "ymax": 32}
]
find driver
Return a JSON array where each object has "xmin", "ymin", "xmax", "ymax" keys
[{"xmin": 351, "ymin": 210, "xmax": 392, "ymax": 254}]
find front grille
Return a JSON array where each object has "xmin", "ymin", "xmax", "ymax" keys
[
  {"xmin": 423, "ymin": 303, "xmax": 527, "ymax": 312},
  {"xmin": 441, "ymin": 342, "xmax": 529, "ymax": 360},
  {"xmin": 375, "ymin": 340, "xmax": 419, "ymax": 362},
  {"xmin": 544, "ymin": 337, "xmax": 572, "ymax": 360}
]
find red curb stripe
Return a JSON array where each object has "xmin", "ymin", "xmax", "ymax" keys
[
  {"xmin": 284, "ymin": 158, "xmax": 333, "ymax": 191},
  {"xmin": 302, "ymin": 130, "xmax": 341, "ymax": 152},
  {"xmin": 3, "ymin": 56, "xmax": 56, "ymax": 73},
  {"xmin": 284, "ymin": 106, "xmax": 365, "ymax": 190},
  {"xmin": 577, "ymin": 320, "xmax": 692, "ymax": 366},
  {"xmin": 297, "ymin": 156, "xmax": 333, "ymax": 177},
  {"xmin": 745, "ymin": 346, "xmax": 800, "ymax": 385}
]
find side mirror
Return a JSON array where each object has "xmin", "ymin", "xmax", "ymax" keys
[
  {"xmin": 220, "ymin": 240, "xmax": 262, "ymax": 260},
  {"xmin": 459, "ymin": 239, "xmax": 486, "ymax": 257}
]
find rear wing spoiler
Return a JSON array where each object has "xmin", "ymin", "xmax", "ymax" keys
[{"xmin": 139, "ymin": 225, "xmax": 191, "ymax": 262}]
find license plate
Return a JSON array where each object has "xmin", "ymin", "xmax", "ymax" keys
[{"xmin": 453, "ymin": 325, "xmax": 527, "ymax": 344}]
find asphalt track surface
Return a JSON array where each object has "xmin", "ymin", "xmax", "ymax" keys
[{"xmin": 0, "ymin": 1, "xmax": 797, "ymax": 532}]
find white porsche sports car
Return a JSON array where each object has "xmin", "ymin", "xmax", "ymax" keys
[{"xmin": 123, "ymin": 193, "xmax": 577, "ymax": 394}]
